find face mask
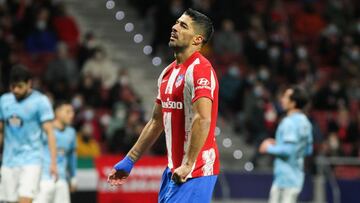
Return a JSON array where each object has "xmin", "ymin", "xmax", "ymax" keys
[
  {"xmin": 258, "ymin": 68, "xmax": 270, "ymax": 81},
  {"xmin": 72, "ymin": 97, "xmax": 83, "ymax": 109},
  {"xmin": 269, "ymin": 46, "xmax": 280, "ymax": 59},
  {"xmin": 86, "ymin": 40, "xmax": 96, "ymax": 49},
  {"xmin": 256, "ymin": 40, "xmax": 267, "ymax": 50},
  {"xmin": 247, "ymin": 74, "xmax": 256, "ymax": 84},
  {"xmin": 228, "ymin": 66, "xmax": 240, "ymax": 77},
  {"xmin": 349, "ymin": 49, "xmax": 359, "ymax": 60},
  {"xmin": 120, "ymin": 76, "xmax": 129, "ymax": 85},
  {"xmin": 297, "ymin": 47, "xmax": 308, "ymax": 59},
  {"xmin": 82, "ymin": 136, "xmax": 91, "ymax": 143},
  {"xmin": 84, "ymin": 109, "xmax": 94, "ymax": 121},
  {"xmin": 100, "ymin": 114, "xmax": 111, "ymax": 126},
  {"xmin": 36, "ymin": 20, "xmax": 47, "ymax": 30},
  {"xmin": 253, "ymin": 85, "xmax": 264, "ymax": 97}
]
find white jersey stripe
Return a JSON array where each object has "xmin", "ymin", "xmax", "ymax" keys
[
  {"xmin": 165, "ymin": 68, "xmax": 180, "ymax": 94},
  {"xmin": 163, "ymin": 112, "xmax": 173, "ymax": 169},
  {"xmin": 181, "ymin": 58, "xmax": 201, "ymax": 175},
  {"xmin": 210, "ymin": 70, "xmax": 216, "ymax": 98}
]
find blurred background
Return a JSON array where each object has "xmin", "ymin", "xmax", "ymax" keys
[{"xmin": 0, "ymin": 0, "xmax": 359, "ymax": 202}]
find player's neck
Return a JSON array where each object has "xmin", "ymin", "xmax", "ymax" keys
[
  {"xmin": 287, "ymin": 108, "xmax": 301, "ymax": 116},
  {"xmin": 53, "ymin": 119, "xmax": 65, "ymax": 131},
  {"xmin": 174, "ymin": 46, "xmax": 199, "ymax": 64}
]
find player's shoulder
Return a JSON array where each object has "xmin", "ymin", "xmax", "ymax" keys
[
  {"xmin": 0, "ymin": 92, "xmax": 13, "ymax": 102},
  {"xmin": 65, "ymin": 126, "xmax": 77, "ymax": 138},
  {"xmin": 282, "ymin": 116, "xmax": 296, "ymax": 127},
  {"xmin": 31, "ymin": 90, "xmax": 50, "ymax": 102},
  {"xmin": 67, "ymin": 126, "xmax": 76, "ymax": 134},
  {"xmin": 158, "ymin": 61, "xmax": 176, "ymax": 79}
]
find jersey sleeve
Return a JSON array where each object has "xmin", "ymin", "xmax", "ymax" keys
[
  {"xmin": 68, "ymin": 128, "xmax": 77, "ymax": 178},
  {"xmin": 38, "ymin": 95, "xmax": 55, "ymax": 123},
  {"xmin": 155, "ymin": 64, "xmax": 172, "ymax": 104},
  {"xmin": 0, "ymin": 97, "xmax": 3, "ymax": 121},
  {"xmin": 190, "ymin": 64, "xmax": 216, "ymax": 103},
  {"xmin": 282, "ymin": 119, "xmax": 298, "ymax": 143},
  {"xmin": 155, "ymin": 73, "xmax": 162, "ymax": 104}
]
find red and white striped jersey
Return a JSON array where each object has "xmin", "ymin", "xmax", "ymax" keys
[{"xmin": 155, "ymin": 51, "xmax": 220, "ymax": 178}]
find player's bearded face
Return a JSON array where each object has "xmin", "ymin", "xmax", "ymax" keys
[
  {"xmin": 10, "ymin": 81, "xmax": 31, "ymax": 100},
  {"xmin": 169, "ymin": 14, "xmax": 196, "ymax": 49}
]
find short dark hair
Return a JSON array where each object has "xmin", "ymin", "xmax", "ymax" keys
[
  {"xmin": 10, "ymin": 65, "xmax": 32, "ymax": 84},
  {"xmin": 54, "ymin": 100, "xmax": 71, "ymax": 110},
  {"xmin": 289, "ymin": 86, "xmax": 309, "ymax": 109},
  {"xmin": 184, "ymin": 8, "xmax": 214, "ymax": 45}
]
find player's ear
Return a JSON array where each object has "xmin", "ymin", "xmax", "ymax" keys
[
  {"xmin": 193, "ymin": 35, "xmax": 204, "ymax": 46},
  {"xmin": 27, "ymin": 80, "xmax": 33, "ymax": 87}
]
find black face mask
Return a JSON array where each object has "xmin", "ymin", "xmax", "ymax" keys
[{"xmin": 82, "ymin": 135, "xmax": 91, "ymax": 143}]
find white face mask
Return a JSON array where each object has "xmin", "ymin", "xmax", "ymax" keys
[
  {"xmin": 72, "ymin": 96, "xmax": 83, "ymax": 109},
  {"xmin": 228, "ymin": 66, "xmax": 240, "ymax": 77},
  {"xmin": 253, "ymin": 85, "xmax": 264, "ymax": 97},
  {"xmin": 269, "ymin": 46, "xmax": 280, "ymax": 59},
  {"xmin": 120, "ymin": 76, "xmax": 129, "ymax": 85},
  {"xmin": 349, "ymin": 48, "xmax": 360, "ymax": 60},
  {"xmin": 84, "ymin": 109, "xmax": 94, "ymax": 121},
  {"xmin": 297, "ymin": 47, "xmax": 308, "ymax": 59},
  {"xmin": 36, "ymin": 20, "xmax": 47, "ymax": 30},
  {"xmin": 256, "ymin": 40, "xmax": 267, "ymax": 50},
  {"xmin": 259, "ymin": 68, "xmax": 270, "ymax": 81}
]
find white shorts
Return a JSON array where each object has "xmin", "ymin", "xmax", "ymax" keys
[
  {"xmin": 0, "ymin": 165, "xmax": 42, "ymax": 202},
  {"xmin": 269, "ymin": 185, "xmax": 301, "ymax": 203},
  {"xmin": 34, "ymin": 179, "xmax": 70, "ymax": 203}
]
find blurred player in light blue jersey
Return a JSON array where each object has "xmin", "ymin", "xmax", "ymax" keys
[
  {"xmin": 259, "ymin": 86, "xmax": 313, "ymax": 203},
  {"xmin": 0, "ymin": 65, "xmax": 58, "ymax": 203},
  {"xmin": 35, "ymin": 101, "xmax": 77, "ymax": 203}
]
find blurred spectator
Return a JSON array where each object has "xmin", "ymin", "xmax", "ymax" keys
[
  {"xmin": 313, "ymin": 80, "xmax": 349, "ymax": 110},
  {"xmin": 78, "ymin": 74, "xmax": 102, "ymax": 107},
  {"xmin": 108, "ymin": 68, "xmax": 130, "ymax": 107},
  {"xmin": 45, "ymin": 42, "xmax": 79, "ymax": 100},
  {"xmin": 243, "ymin": 82, "xmax": 268, "ymax": 144},
  {"xmin": 82, "ymin": 46, "xmax": 118, "ymax": 89},
  {"xmin": 52, "ymin": 3, "xmax": 80, "ymax": 51},
  {"xmin": 77, "ymin": 32, "xmax": 97, "ymax": 69},
  {"xmin": 294, "ymin": 3, "xmax": 326, "ymax": 41},
  {"xmin": 219, "ymin": 64, "xmax": 244, "ymax": 117},
  {"xmin": 213, "ymin": 19, "xmax": 242, "ymax": 56},
  {"xmin": 26, "ymin": 7, "xmax": 57, "ymax": 54},
  {"xmin": 319, "ymin": 23, "xmax": 342, "ymax": 65},
  {"xmin": 77, "ymin": 123, "xmax": 101, "ymax": 158}
]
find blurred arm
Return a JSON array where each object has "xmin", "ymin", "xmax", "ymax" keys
[
  {"xmin": 266, "ymin": 142, "xmax": 296, "ymax": 157},
  {"xmin": 43, "ymin": 122, "xmax": 57, "ymax": 169}
]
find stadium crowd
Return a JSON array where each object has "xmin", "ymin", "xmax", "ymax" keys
[
  {"xmin": 0, "ymin": 0, "xmax": 359, "ymax": 166},
  {"xmin": 130, "ymin": 0, "xmax": 360, "ymax": 161},
  {"xmin": 0, "ymin": 0, "xmax": 166, "ymax": 160}
]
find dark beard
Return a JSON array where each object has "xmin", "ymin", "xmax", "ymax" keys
[{"xmin": 168, "ymin": 42, "xmax": 186, "ymax": 53}]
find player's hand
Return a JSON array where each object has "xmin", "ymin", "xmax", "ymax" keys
[
  {"xmin": 70, "ymin": 178, "xmax": 77, "ymax": 193},
  {"xmin": 259, "ymin": 138, "xmax": 276, "ymax": 154},
  {"xmin": 107, "ymin": 156, "xmax": 134, "ymax": 186},
  {"xmin": 50, "ymin": 163, "xmax": 58, "ymax": 181},
  {"xmin": 172, "ymin": 164, "xmax": 192, "ymax": 184}
]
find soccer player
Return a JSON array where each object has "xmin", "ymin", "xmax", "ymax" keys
[
  {"xmin": 35, "ymin": 101, "xmax": 76, "ymax": 203},
  {"xmin": 259, "ymin": 86, "xmax": 313, "ymax": 203},
  {"xmin": 108, "ymin": 8, "xmax": 219, "ymax": 202},
  {"xmin": 0, "ymin": 65, "xmax": 58, "ymax": 203}
]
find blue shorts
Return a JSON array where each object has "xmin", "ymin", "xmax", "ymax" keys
[{"xmin": 158, "ymin": 167, "xmax": 218, "ymax": 203}]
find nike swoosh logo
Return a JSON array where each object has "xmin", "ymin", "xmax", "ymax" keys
[{"xmin": 161, "ymin": 79, "xmax": 168, "ymax": 83}]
